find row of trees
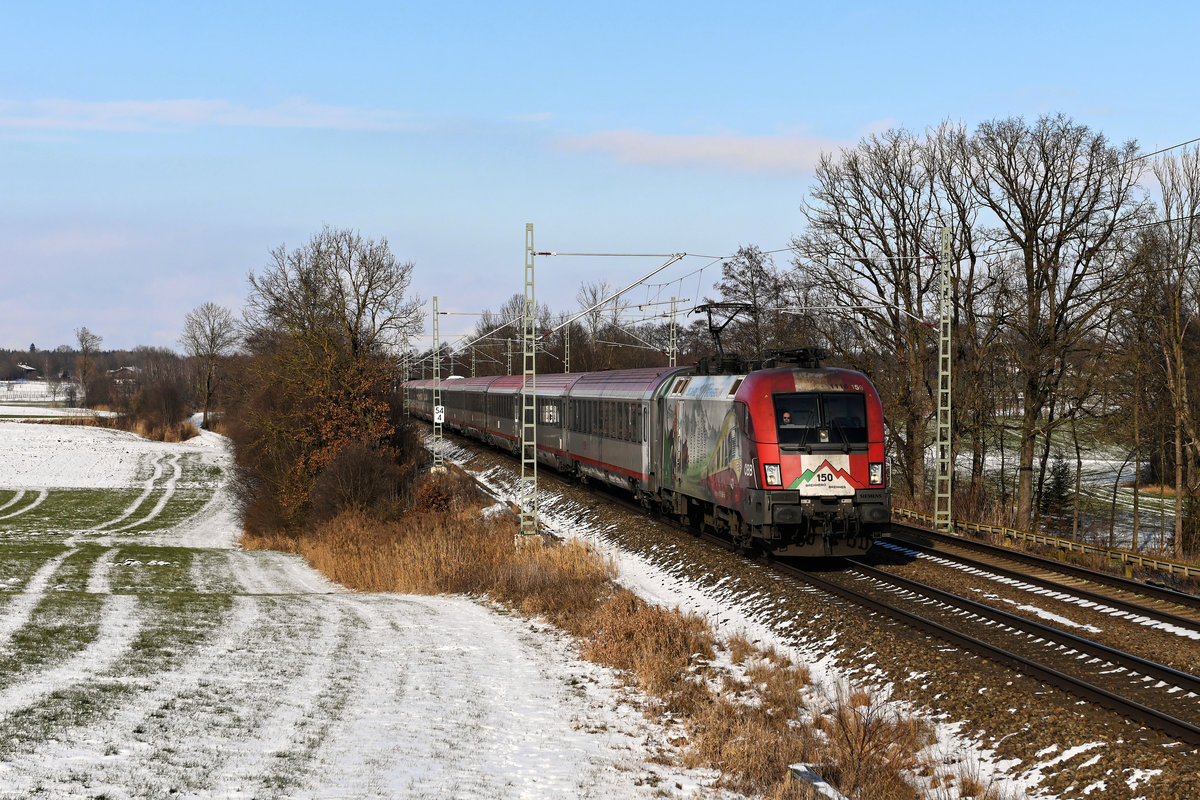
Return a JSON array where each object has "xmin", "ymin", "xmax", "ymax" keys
[
  {"xmin": 3, "ymin": 330, "xmax": 197, "ymax": 418},
  {"xmin": 789, "ymin": 116, "xmax": 1198, "ymax": 556},
  {"xmin": 16, "ymin": 115, "xmax": 1191, "ymax": 554}
]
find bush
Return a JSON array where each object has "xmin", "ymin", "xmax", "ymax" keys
[{"xmin": 311, "ymin": 440, "xmax": 408, "ymax": 521}]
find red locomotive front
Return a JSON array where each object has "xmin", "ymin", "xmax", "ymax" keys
[{"xmin": 658, "ymin": 357, "xmax": 888, "ymax": 557}]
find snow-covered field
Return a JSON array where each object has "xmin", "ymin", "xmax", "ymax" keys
[
  {"xmin": 0, "ymin": 379, "xmax": 78, "ymax": 405},
  {"xmin": 0, "ymin": 418, "xmax": 731, "ymax": 799}
]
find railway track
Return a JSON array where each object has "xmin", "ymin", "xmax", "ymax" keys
[
  {"xmin": 629, "ymin": 505, "xmax": 1200, "ymax": 743},
  {"xmin": 623, "ymin": 513, "xmax": 1200, "ymax": 743},
  {"xmin": 887, "ymin": 523, "xmax": 1200, "ymax": 623},
  {"xmin": 878, "ymin": 531, "xmax": 1200, "ymax": 640},
  {"xmin": 773, "ymin": 558, "xmax": 1200, "ymax": 745}
]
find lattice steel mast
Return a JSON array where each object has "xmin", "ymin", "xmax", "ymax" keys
[
  {"xmin": 518, "ymin": 224, "xmax": 540, "ymax": 538},
  {"xmin": 934, "ymin": 227, "xmax": 953, "ymax": 531},
  {"xmin": 669, "ymin": 296, "xmax": 678, "ymax": 367},
  {"xmin": 431, "ymin": 295, "xmax": 445, "ymax": 474}
]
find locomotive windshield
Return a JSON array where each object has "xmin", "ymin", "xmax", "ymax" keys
[{"xmin": 774, "ymin": 392, "xmax": 868, "ymax": 448}]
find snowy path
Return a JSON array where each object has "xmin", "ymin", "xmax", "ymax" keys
[{"xmin": 0, "ymin": 421, "xmax": 723, "ymax": 799}]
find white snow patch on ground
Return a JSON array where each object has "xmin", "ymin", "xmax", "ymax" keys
[{"xmin": 0, "ymin": 419, "xmax": 170, "ymax": 489}]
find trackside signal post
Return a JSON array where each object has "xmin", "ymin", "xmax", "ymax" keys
[
  {"xmin": 934, "ymin": 227, "xmax": 953, "ymax": 531},
  {"xmin": 518, "ymin": 224, "xmax": 540, "ymax": 539}
]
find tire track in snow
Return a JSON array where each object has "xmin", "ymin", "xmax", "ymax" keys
[
  {"xmin": 0, "ymin": 549, "xmax": 75, "ymax": 654},
  {"xmin": 93, "ymin": 452, "xmax": 166, "ymax": 531},
  {"xmin": 112, "ymin": 452, "xmax": 182, "ymax": 532},
  {"xmin": 85, "ymin": 547, "xmax": 118, "ymax": 594},
  {"xmin": 209, "ymin": 597, "xmax": 356, "ymax": 795},
  {"xmin": 0, "ymin": 490, "xmax": 25, "ymax": 513},
  {"xmin": 0, "ymin": 596, "xmax": 260, "ymax": 796},
  {"xmin": 0, "ymin": 489, "xmax": 47, "ymax": 521},
  {"xmin": 225, "ymin": 549, "xmax": 339, "ymax": 595},
  {"xmin": 120, "ymin": 596, "xmax": 341, "ymax": 796},
  {"xmin": 0, "ymin": 594, "xmax": 141, "ymax": 717},
  {"xmin": 301, "ymin": 595, "xmax": 418, "ymax": 798},
  {"xmin": 306, "ymin": 595, "xmax": 637, "ymax": 799}
]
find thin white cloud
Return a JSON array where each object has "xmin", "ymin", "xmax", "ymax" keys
[
  {"xmin": 555, "ymin": 129, "xmax": 849, "ymax": 174},
  {"xmin": 18, "ymin": 227, "xmax": 133, "ymax": 257},
  {"xmin": 0, "ymin": 97, "xmax": 424, "ymax": 132}
]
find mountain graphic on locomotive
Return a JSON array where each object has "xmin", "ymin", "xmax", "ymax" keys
[{"xmin": 405, "ymin": 348, "xmax": 889, "ymax": 557}]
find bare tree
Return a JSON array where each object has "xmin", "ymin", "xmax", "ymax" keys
[
  {"xmin": 712, "ymin": 245, "xmax": 784, "ymax": 360},
  {"xmin": 246, "ymin": 226, "xmax": 423, "ymax": 357},
  {"xmin": 1147, "ymin": 149, "xmax": 1200, "ymax": 555},
  {"xmin": 74, "ymin": 326, "xmax": 102, "ymax": 403},
  {"xmin": 968, "ymin": 114, "xmax": 1146, "ymax": 529},
  {"xmin": 576, "ymin": 280, "xmax": 613, "ymax": 369},
  {"xmin": 180, "ymin": 302, "xmax": 239, "ymax": 429},
  {"xmin": 928, "ymin": 121, "xmax": 1012, "ymax": 508},
  {"xmin": 792, "ymin": 128, "xmax": 943, "ymax": 500}
]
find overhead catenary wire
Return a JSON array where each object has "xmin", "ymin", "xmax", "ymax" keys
[
  {"xmin": 536, "ymin": 252, "xmax": 687, "ymax": 339},
  {"xmin": 1121, "ymin": 134, "xmax": 1200, "ymax": 166}
]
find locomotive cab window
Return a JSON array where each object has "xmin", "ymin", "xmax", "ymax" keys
[{"xmin": 773, "ymin": 392, "xmax": 868, "ymax": 450}]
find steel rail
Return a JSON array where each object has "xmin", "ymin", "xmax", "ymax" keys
[
  {"xmin": 846, "ymin": 560, "xmax": 1200, "ymax": 697},
  {"xmin": 776, "ymin": 561, "xmax": 1200, "ymax": 745},
  {"xmin": 890, "ymin": 523, "xmax": 1200, "ymax": 612},
  {"xmin": 877, "ymin": 536, "xmax": 1200, "ymax": 632}
]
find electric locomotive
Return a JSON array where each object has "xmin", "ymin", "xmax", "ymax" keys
[{"xmin": 405, "ymin": 348, "xmax": 889, "ymax": 557}]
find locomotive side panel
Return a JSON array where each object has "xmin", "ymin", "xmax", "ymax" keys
[{"xmin": 660, "ymin": 374, "xmax": 752, "ymax": 511}]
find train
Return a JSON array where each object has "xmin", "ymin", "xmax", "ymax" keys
[{"xmin": 404, "ymin": 348, "xmax": 889, "ymax": 557}]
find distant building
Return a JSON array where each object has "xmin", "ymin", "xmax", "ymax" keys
[{"xmin": 108, "ymin": 366, "xmax": 140, "ymax": 384}]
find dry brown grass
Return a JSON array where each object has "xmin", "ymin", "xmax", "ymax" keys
[
  {"xmin": 39, "ymin": 413, "xmax": 198, "ymax": 442},
  {"xmin": 1124, "ymin": 482, "xmax": 1177, "ymax": 498},
  {"xmin": 814, "ymin": 689, "xmax": 929, "ymax": 799},
  {"xmin": 243, "ymin": 468, "xmax": 931, "ymax": 798}
]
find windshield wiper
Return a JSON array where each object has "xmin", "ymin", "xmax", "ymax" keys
[{"xmin": 829, "ymin": 419, "xmax": 852, "ymax": 454}]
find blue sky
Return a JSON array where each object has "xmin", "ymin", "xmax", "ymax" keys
[{"xmin": 2, "ymin": 0, "xmax": 1195, "ymax": 351}]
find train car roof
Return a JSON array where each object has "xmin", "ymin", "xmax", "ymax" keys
[
  {"xmin": 569, "ymin": 366, "xmax": 692, "ymax": 399},
  {"xmin": 733, "ymin": 365, "xmax": 879, "ymax": 401},
  {"xmin": 436, "ymin": 376, "xmax": 504, "ymax": 391},
  {"xmin": 485, "ymin": 372, "xmax": 587, "ymax": 396}
]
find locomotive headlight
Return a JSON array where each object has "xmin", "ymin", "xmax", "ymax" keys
[
  {"xmin": 764, "ymin": 463, "xmax": 782, "ymax": 487},
  {"xmin": 869, "ymin": 462, "xmax": 884, "ymax": 486}
]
